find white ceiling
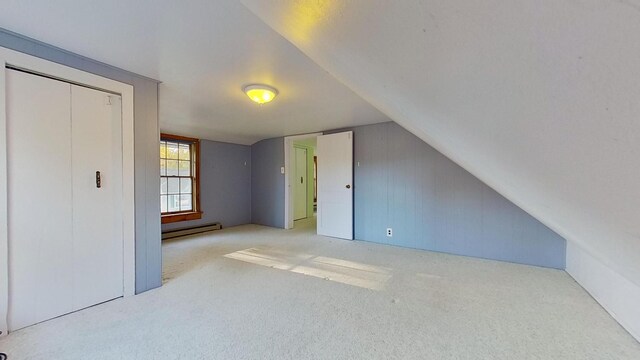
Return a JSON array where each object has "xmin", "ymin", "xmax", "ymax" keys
[
  {"xmin": 0, "ymin": 0, "xmax": 390, "ymax": 144},
  {"xmin": 241, "ymin": 0, "xmax": 640, "ymax": 288}
]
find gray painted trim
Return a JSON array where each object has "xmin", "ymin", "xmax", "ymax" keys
[{"xmin": 0, "ymin": 27, "xmax": 160, "ymax": 83}]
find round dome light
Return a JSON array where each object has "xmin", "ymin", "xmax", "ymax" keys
[{"xmin": 243, "ymin": 84, "xmax": 278, "ymax": 104}]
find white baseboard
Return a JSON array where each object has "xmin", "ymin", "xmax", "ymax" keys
[{"xmin": 566, "ymin": 241, "xmax": 640, "ymax": 342}]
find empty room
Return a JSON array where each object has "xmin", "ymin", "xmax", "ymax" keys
[{"xmin": 1, "ymin": 1, "xmax": 639, "ymax": 359}]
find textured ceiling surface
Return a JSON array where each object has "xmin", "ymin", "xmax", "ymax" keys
[{"xmin": 0, "ymin": 0, "xmax": 390, "ymax": 144}]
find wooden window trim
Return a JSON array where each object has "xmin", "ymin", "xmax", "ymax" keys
[
  {"xmin": 161, "ymin": 133, "xmax": 202, "ymax": 224},
  {"xmin": 161, "ymin": 211, "xmax": 202, "ymax": 224}
]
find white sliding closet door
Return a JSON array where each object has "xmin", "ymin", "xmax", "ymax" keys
[
  {"xmin": 71, "ymin": 85, "xmax": 123, "ymax": 310},
  {"xmin": 6, "ymin": 69, "xmax": 124, "ymax": 331},
  {"xmin": 7, "ymin": 69, "xmax": 75, "ymax": 331}
]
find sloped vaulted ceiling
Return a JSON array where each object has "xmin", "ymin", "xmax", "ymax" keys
[
  {"xmin": 240, "ymin": 0, "xmax": 640, "ymax": 291},
  {"xmin": 0, "ymin": 0, "xmax": 390, "ymax": 144}
]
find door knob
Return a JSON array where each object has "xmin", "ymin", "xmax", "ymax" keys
[{"xmin": 346, "ymin": 184, "xmax": 351, "ymax": 189}]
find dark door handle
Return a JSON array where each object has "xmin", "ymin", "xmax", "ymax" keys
[
  {"xmin": 301, "ymin": 177, "xmax": 304, "ymax": 184},
  {"xmin": 96, "ymin": 171, "xmax": 101, "ymax": 188},
  {"xmin": 346, "ymin": 184, "xmax": 351, "ymax": 189}
]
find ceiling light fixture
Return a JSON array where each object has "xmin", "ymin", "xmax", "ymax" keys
[{"xmin": 243, "ymin": 84, "xmax": 278, "ymax": 104}]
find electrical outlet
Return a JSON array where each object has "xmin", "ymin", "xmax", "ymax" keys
[{"xmin": 386, "ymin": 228, "xmax": 393, "ymax": 237}]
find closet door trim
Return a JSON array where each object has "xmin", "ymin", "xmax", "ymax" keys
[{"xmin": 0, "ymin": 47, "xmax": 136, "ymax": 336}]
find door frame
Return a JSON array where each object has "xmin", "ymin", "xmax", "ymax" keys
[
  {"xmin": 0, "ymin": 47, "xmax": 136, "ymax": 336},
  {"xmin": 283, "ymin": 132, "xmax": 322, "ymax": 229}
]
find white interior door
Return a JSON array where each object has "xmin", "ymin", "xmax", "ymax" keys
[
  {"xmin": 71, "ymin": 85, "xmax": 123, "ymax": 310},
  {"xmin": 294, "ymin": 146, "xmax": 307, "ymax": 220},
  {"xmin": 6, "ymin": 70, "xmax": 123, "ymax": 331},
  {"xmin": 316, "ymin": 131, "xmax": 353, "ymax": 239},
  {"xmin": 7, "ymin": 69, "xmax": 74, "ymax": 331}
]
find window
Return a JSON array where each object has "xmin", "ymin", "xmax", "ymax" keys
[{"xmin": 160, "ymin": 134, "xmax": 202, "ymax": 224}]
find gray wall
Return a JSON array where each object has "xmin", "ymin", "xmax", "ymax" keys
[
  {"xmin": 0, "ymin": 28, "xmax": 162, "ymax": 293},
  {"xmin": 251, "ymin": 137, "xmax": 284, "ymax": 228},
  {"xmin": 352, "ymin": 122, "xmax": 566, "ymax": 269},
  {"xmin": 162, "ymin": 140, "xmax": 251, "ymax": 232},
  {"xmin": 252, "ymin": 122, "xmax": 566, "ymax": 269}
]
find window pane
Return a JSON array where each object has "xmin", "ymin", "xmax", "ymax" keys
[
  {"xmin": 167, "ymin": 195, "xmax": 180, "ymax": 212},
  {"xmin": 179, "ymin": 160, "xmax": 191, "ymax": 176},
  {"xmin": 160, "ymin": 142, "xmax": 167, "ymax": 159},
  {"xmin": 166, "ymin": 160, "xmax": 179, "ymax": 176},
  {"xmin": 160, "ymin": 159, "xmax": 166, "ymax": 176},
  {"xmin": 167, "ymin": 142, "xmax": 179, "ymax": 159},
  {"xmin": 180, "ymin": 178, "xmax": 192, "ymax": 193},
  {"xmin": 160, "ymin": 195, "xmax": 168, "ymax": 213},
  {"xmin": 179, "ymin": 144, "xmax": 190, "ymax": 161},
  {"xmin": 180, "ymin": 194, "xmax": 193, "ymax": 211},
  {"xmin": 160, "ymin": 138, "xmax": 197, "ymax": 214},
  {"xmin": 161, "ymin": 177, "xmax": 168, "ymax": 195},
  {"xmin": 167, "ymin": 178, "xmax": 180, "ymax": 195}
]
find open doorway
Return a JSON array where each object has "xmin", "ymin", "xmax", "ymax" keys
[
  {"xmin": 284, "ymin": 133, "xmax": 320, "ymax": 230},
  {"xmin": 284, "ymin": 131, "xmax": 353, "ymax": 240},
  {"xmin": 293, "ymin": 142, "xmax": 314, "ymax": 221}
]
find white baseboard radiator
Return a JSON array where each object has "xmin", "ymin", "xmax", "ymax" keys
[{"xmin": 162, "ymin": 223, "xmax": 222, "ymax": 240}]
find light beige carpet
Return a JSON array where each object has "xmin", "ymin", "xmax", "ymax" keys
[{"xmin": 1, "ymin": 217, "xmax": 639, "ymax": 359}]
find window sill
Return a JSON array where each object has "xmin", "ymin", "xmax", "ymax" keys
[{"xmin": 161, "ymin": 211, "xmax": 203, "ymax": 224}]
